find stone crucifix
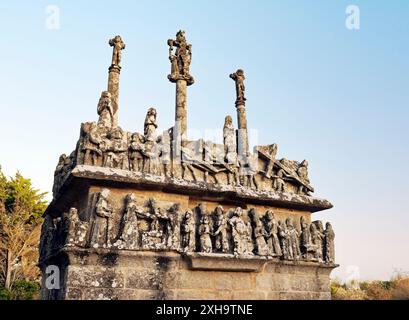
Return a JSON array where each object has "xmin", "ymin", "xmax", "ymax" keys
[
  {"xmin": 109, "ymin": 35, "xmax": 126, "ymax": 68},
  {"xmin": 107, "ymin": 35, "xmax": 126, "ymax": 128}
]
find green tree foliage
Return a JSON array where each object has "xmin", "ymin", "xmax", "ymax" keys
[{"xmin": 0, "ymin": 166, "xmax": 47, "ymax": 296}]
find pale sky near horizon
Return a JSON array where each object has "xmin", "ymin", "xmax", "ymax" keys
[{"xmin": 0, "ymin": 0, "xmax": 408, "ymax": 282}]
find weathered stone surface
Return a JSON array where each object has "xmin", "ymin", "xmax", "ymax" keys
[{"xmin": 40, "ymin": 33, "xmax": 337, "ymax": 301}]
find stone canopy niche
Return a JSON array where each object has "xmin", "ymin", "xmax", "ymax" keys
[{"xmin": 39, "ymin": 31, "xmax": 337, "ymax": 300}]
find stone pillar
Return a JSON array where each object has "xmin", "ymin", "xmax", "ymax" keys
[
  {"xmin": 236, "ymin": 103, "xmax": 249, "ymax": 157},
  {"xmin": 108, "ymin": 65, "xmax": 121, "ymax": 127},
  {"xmin": 107, "ymin": 35, "xmax": 126, "ymax": 128},
  {"xmin": 175, "ymin": 79, "xmax": 188, "ymax": 141},
  {"xmin": 230, "ymin": 69, "xmax": 249, "ymax": 158}
]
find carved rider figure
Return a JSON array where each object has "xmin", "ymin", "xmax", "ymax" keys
[{"xmin": 109, "ymin": 35, "xmax": 126, "ymax": 67}]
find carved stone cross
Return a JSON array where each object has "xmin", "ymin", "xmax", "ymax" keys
[{"xmin": 109, "ymin": 35, "xmax": 126, "ymax": 68}]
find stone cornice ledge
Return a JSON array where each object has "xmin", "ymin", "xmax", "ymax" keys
[
  {"xmin": 185, "ymin": 252, "xmax": 338, "ymax": 272},
  {"xmin": 65, "ymin": 165, "xmax": 333, "ymax": 212}
]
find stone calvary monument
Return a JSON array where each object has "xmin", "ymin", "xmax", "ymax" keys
[{"xmin": 39, "ymin": 31, "xmax": 337, "ymax": 300}]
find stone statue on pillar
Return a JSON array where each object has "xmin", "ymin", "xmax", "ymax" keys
[
  {"xmin": 230, "ymin": 69, "xmax": 246, "ymax": 105},
  {"xmin": 167, "ymin": 30, "xmax": 194, "ymax": 85},
  {"xmin": 230, "ymin": 69, "xmax": 249, "ymax": 158},
  {"xmin": 109, "ymin": 35, "xmax": 126, "ymax": 68},
  {"xmin": 107, "ymin": 35, "xmax": 125, "ymax": 128}
]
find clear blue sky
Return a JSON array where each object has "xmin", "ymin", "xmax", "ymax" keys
[{"xmin": 0, "ymin": 0, "xmax": 408, "ymax": 281}]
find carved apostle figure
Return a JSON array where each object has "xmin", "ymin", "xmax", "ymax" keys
[
  {"xmin": 273, "ymin": 168, "xmax": 286, "ymax": 192},
  {"xmin": 181, "ymin": 210, "xmax": 196, "ymax": 252},
  {"xmin": 324, "ymin": 222, "xmax": 335, "ymax": 264},
  {"xmin": 223, "ymin": 116, "xmax": 237, "ymax": 164},
  {"xmin": 264, "ymin": 210, "xmax": 282, "ymax": 257},
  {"xmin": 310, "ymin": 221, "xmax": 324, "ymax": 262},
  {"xmin": 167, "ymin": 203, "xmax": 182, "ymax": 250},
  {"xmin": 249, "ymin": 209, "xmax": 269, "ymax": 256},
  {"xmin": 90, "ymin": 189, "xmax": 113, "ymax": 248},
  {"xmin": 278, "ymin": 220, "xmax": 290, "ymax": 260},
  {"xmin": 97, "ymin": 91, "xmax": 114, "ymax": 128},
  {"xmin": 213, "ymin": 206, "xmax": 229, "ymax": 253},
  {"xmin": 119, "ymin": 194, "xmax": 144, "ymax": 250},
  {"xmin": 109, "ymin": 35, "xmax": 126, "ymax": 67},
  {"xmin": 300, "ymin": 216, "xmax": 311, "ymax": 259},
  {"xmin": 129, "ymin": 133, "xmax": 145, "ymax": 172},
  {"xmin": 158, "ymin": 131, "xmax": 172, "ymax": 178},
  {"xmin": 167, "ymin": 30, "xmax": 194, "ymax": 84},
  {"xmin": 297, "ymin": 160, "xmax": 310, "ymax": 194},
  {"xmin": 230, "ymin": 69, "xmax": 246, "ymax": 104},
  {"xmin": 228, "ymin": 207, "xmax": 250, "ymax": 256},
  {"xmin": 199, "ymin": 215, "xmax": 213, "ymax": 253},
  {"xmin": 63, "ymin": 208, "xmax": 85, "ymax": 247},
  {"xmin": 144, "ymin": 108, "xmax": 158, "ymax": 142},
  {"xmin": 102, "ymin": 128, "xmax": 129, "ymax": 170},
  {"xmin": 82, "ymin": 122, "xmax": 102, "ymax": 166},
  {"xmin": 286, "ymin": 218, "xmax": 301, "ymax": 260}
]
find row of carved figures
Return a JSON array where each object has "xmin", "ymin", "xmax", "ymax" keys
[
  {"xmin": 53, "ymin": 95, "xmax": 313, "ymax": 197},
  {"xmin": 40, "ymin": 189, "xmax": 335, "ymax": 264}
]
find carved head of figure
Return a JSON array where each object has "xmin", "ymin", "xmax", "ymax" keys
[
  {"xmin": 184, "ymin": 210, "xmax": 193, "ymax": 221},
  {"xmin": 112, "ymin": 128, "xmax": 124, "ymax": 140},
  {"xmin": 265, "ymin": 210, "xmax": 275, "ymax": 222},
  {"xmin": 310, "ymin": 223, "xmax": 317, "ymax": 234},
  {"xmin": 57, "ymin": 154, "xmax": 67, "ymax": 166},
  {"xmin": 201, "ymin": 215, "xmax": 210, "ymax": 225},
  {"xmin": 169, "ymin": 203, "xmax": 181, "ymax": 214},
  {"xmin": 176, "ymin": 30, "xmax": 186, "ymax": 43},
  {"xmin": 286, "ymin": 217, "xmax": 294, "ymax": 229},
  {"xmin": 233, "ymin": 207, "xmax": 243, "ymax": 218},
  {"xmin": 224, "ymin": 115, "xmax": 233, "ymax": 127},
  {"xmin": 314, "ymin": 220, "xmax": 324, "ymax": 232},
  {"xmin": 126, "ymin": 193, "xmax": 136, "ymax": 203},
  {"xmin": 68, "ymin": 207, "xmax": 78, "ymax": 221},
  {"xmin": 215, "ymin": 205, "xmax": 224, "ymax": 217},
  {"xmin": 325, "ymin": 222, "xmax": 333, "ymax": 231},
  {"xmin": 236, "ymin": 69, "xmax": 245, "ymax": 78},
  {"xmin": 100, "ymin": 188, "xmax": 110, "ymax": 199},
  {"xmin": 300, "ymin": 216, "xmax": 308, "ymax": 230}
]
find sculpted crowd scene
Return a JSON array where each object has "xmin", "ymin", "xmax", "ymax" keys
[
  {"xmin": 40, "ymin": 189, "xmax": 335, "ymax": 265},
  {"xmin": 53, "ymin": 31, "xmax": 314, "ymax": 199}
]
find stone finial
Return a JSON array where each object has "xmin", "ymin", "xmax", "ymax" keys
[
  {"xmin": 109, "ymin": 35, "xmax": 126, "ymax": 68},
  {"xmin": 167, "ymin": 30, "xmax": 194, "ymax": 85}
]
